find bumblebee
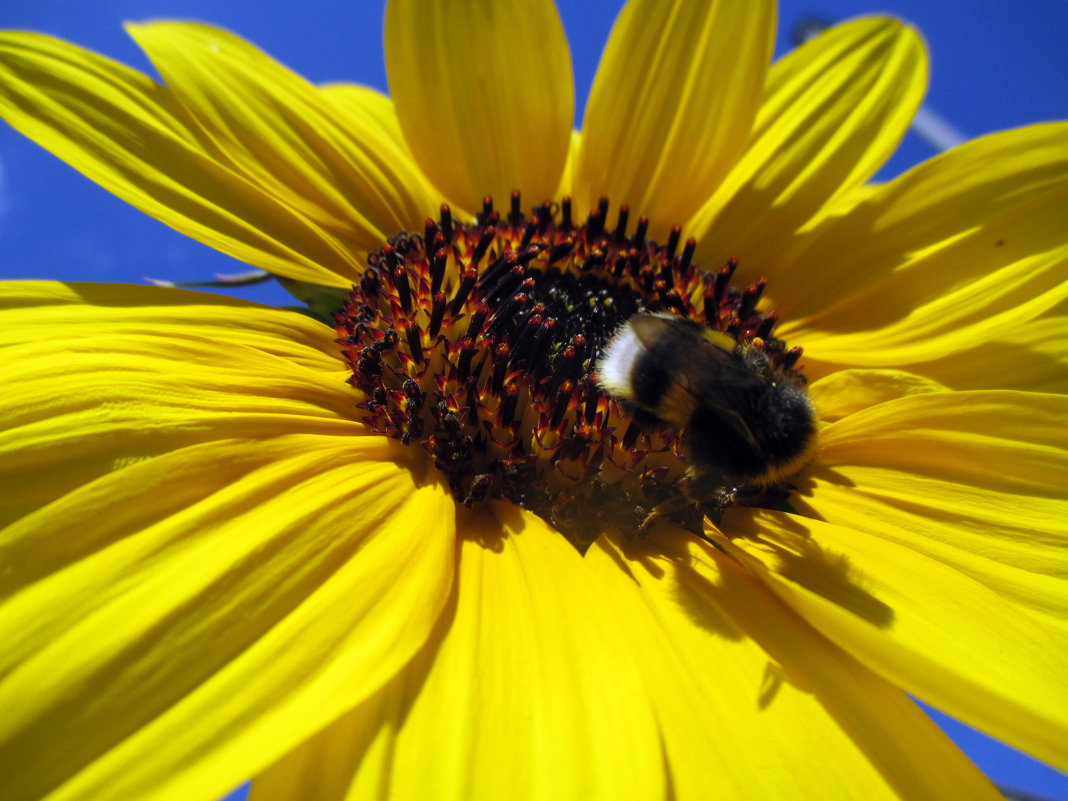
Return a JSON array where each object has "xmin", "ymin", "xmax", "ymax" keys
[{"xmin": 597, "ymin": 313, "xmax": 818, "ymax": 507}]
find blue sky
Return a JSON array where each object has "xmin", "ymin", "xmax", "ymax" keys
[{"xmin": 1, "ymin": 1, "xmax": 1066, "ymax": 799}]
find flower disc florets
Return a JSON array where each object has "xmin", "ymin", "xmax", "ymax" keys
[{"xmin": 336, "ymin": 193, "xmax": 804, "ymax": 548}]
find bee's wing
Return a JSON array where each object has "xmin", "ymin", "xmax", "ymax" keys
[
  {"xmin": 628, "ymin": 314, "xmax": 764, "ymax": 448},
  {"xmin": 680, "ymin": 346, "xmax": 765, "ymax": 451},
  {"xmin": 627, "ymin": 314, "xmax": 759, "ymax": 389}
]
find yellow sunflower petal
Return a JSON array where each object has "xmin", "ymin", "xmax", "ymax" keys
[
  {"xmin": 776, "ymin": 123, "xmax": 1068, "ymax": 366},
  {"xmin": 254, "ymin": 505, "xmax": 665, "ymax": 801},
  {"xmin": 253, "ymin": 511, "xmax": 999, "ymax": 801},
  {"xmin": 754, "ymin": 390, "xmax": 1068, "ymax": 769},
  {"xmin": 384, "ymin": 0, "xmax": 573, "ymax": 212},
  {"xmin": 574, "ymin": 0, "xmax": 775, "ymax": 237},
  {"xmin": 318, "ymin": 83, "xmax": 443, "ymax": 205},
  {"xmin": 0, "ymin": 281, "xmax": 339, "ymax": 370},
  {"xmin": 0, "ymin": 331, "xmax": 355, "ymax": 526},
  {"xmin": 318, "ymin": 84, "xmax": 405, "ymax": 149},
  {"xmin": 553, "ymin": 128, "xmax": 581, "ymax": 202},
  {"xmin": 0, "ymin": 435, "xmax": 456, "ymax": 801},
  {"xmin": 888, "ymin": 315, "xmax": 1068, "ymax": 394},
  {"xmin": 0, "ymin": 32, "xmax": 364, "ymax": 287},
  {"xmin": 728, "ymin": 509, "xmax": 1068, "ymax": 776},
  {"xmin": 127, "ymin": 23, "xmax": 435, "ymax": 259},
  {"xmin": 594, "ymin": 529, "xmax": 999, "ymax": 800},
  {"xmin": 0, "ymin": 281, "xmax": 458, "ymax": 799},
  {"xmin": 0, "ymin": 277, "xmax": 360, "ymax": 531},
  {"xmin": 808, "ymin": 368, "xmax": 948, "ymax": 421},
  {"xmin": 809, "ymin": 390, "xmax": 1068, "ymax": 623},
  {"xmin": 688, "ymin": 18, "xmax": 927, "ymax": 275}
]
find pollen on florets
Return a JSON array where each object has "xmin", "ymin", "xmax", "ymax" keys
[{"xmin": 335, "ymin": 193, "xmax": 804, "ymax": 550}]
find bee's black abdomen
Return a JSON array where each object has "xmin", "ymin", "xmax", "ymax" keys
[
  {"xmin": 683, "ymin": 401, "xmax": 763, "ymax": 482},
  {"xmin": 758, "ymin": 382, "xmax": 818, "ymax": 462},
  {"xmin": 685, "ymin": 376, "xmax": 816, "ymax": 486}
]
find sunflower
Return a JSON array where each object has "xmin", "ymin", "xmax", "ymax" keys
[{"xmin": 1, "ymin": 2, "xmax": 1066, "ymax": 800}]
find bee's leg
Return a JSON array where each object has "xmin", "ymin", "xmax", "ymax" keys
[
  {"xmin": 686, "ymin": 472, "xmax": 736, "ymax": 550},
  {"xmin": 684, "ymin": 469, "xmax": 730, "ymax": 503},
  {"xmin": 639, "ymin": 491, "xmax": 698, "ymax": 530},
  {"xmin": 639, "ymin": 471, "xmax": 728, "ymax": 528},
  {"xmin": 638, "ymin": 494, "xmax": 729, "ymax": 553}
]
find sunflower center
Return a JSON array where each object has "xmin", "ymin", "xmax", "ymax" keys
[{"xmin": 336, "ymin": 193, "xmax": 808, "ymax": 550}]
